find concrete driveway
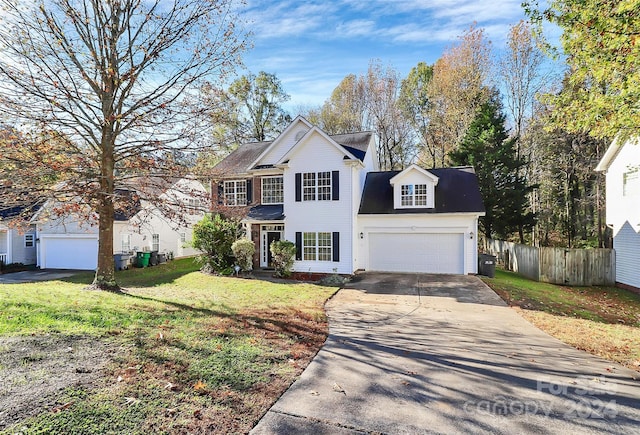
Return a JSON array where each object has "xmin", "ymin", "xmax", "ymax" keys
[
  {"xmin": 0, "ymin": 269, "xmax": 83, "ymax": 284},
  {"xmin": 252, "ymin": 273, "xmax": 640, "ymax": 434}
]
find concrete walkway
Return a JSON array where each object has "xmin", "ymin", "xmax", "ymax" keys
[
  {"xmin": 251, "ymin": 273, "xmax": 640, "ymax": 434},
  {"xmin": 0, "ymin": 269, "xmax": 83, "ymax": 284}
]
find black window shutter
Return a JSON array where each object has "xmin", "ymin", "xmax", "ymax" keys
[
  {"xmin": 295, "ymin": 173, "xmax": 302, "ymax": 202},
  {"xmin": 295, "ymin": 232, "xmax": 302, "ymax": 260},
  {"xmin": 332, "ymin": 171, "xmax": 339, "ymax": 201},
  {"xmin": 246, "ymin": 179, "xmax": 253, "ymax": 204},
  {"xmin": 217, "ymin": 182, "xmax": 224, "ymax": 205},
  {"xmin": 332, "ymin": 232, "xmax": 340, "ymax": 262}
]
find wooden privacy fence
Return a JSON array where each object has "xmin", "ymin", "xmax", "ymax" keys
[{"xmin": 485, "ymin": 239, "xmax": 615, "ymax": 286}]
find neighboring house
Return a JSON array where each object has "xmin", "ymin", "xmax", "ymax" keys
[
  {"xmin": 31, "ymin": 177, "xmax": 206, "ymax": 270},
  {"xmin": 0, "ymin": 205, "xmax": 39, "ymax": 266},
  {"xmin": 596, "ymin": 136, "xmax": 640, "ymax": 290},
  {"xmin": 211, "ymin": 116, "xmax": 485, "ymax": 275}
]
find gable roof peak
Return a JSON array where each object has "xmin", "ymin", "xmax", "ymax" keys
[{"xmin": 389, "ymin": 164, "xmax": 439, "ymax": 185}]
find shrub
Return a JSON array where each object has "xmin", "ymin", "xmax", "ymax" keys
[
  {"xmin": 270, "ymin": 240, "xmax": 296, "ymax": 278},
  {"xmin": 231, "ymin": 238, "xmax": 255, "ymax": 272},
  {"xmin": 191, "ymin": 214, "xmax": 243, "ymax": 273}
]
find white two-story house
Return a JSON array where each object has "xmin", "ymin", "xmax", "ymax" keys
[
  {"xmin": 212, "ymin": 116, "xmax": 485, "ymax": 275},
  {"xmin": 596, "ymin": 136, "xmax": 640, "ymax": 290}
]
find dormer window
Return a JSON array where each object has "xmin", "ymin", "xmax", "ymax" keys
[
  {"xmin": 401, "ymin": 184, "xmax": 428, "ymax": 207},
  {"xmin": 390, "ymin": 164, "xmax": 438, "ymax": 210}
]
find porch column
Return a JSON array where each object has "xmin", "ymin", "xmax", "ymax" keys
[{"xmin": 6, "ymin": 229, "xmax": 12, "ymax": 264}]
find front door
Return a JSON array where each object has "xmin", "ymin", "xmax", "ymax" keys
[
  {"xmin": 266, "ymin": 232, "xmax": 281, "ymax": 268},
  {"xmin": 260, "ymin": 224, "xmax": 284, "ymax": 268}
]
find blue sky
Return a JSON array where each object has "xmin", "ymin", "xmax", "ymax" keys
[{"xmin": 238, "ymin": 0, "xmax": 558, "ymax": 109}]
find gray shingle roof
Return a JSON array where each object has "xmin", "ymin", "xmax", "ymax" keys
[
  {"xmin": 247, "ymin": 204, "xmax": 284, "ymax": 221},
  {"xmin": 211, "ymin": 141, "xmax": 272, "ymax": 177},
  {"xmin": 211, "ymin": 131, "xmax": 374, "ymax": 177},
  {"xmin": 359, "ymin": 167, "xmax": 485, "ymax": 215}
]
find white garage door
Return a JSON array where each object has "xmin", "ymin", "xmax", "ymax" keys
[
  {"xmin": 41, "ymin": 236, "xmax": 98, "ymax": 270},
  {"xmin": 368, "ymin": 232, "xmax": 464, "ymax": 274}
]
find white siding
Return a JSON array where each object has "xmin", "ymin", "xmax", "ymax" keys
[
  {"xmin": 10, "ymin": 228, "xmax": 37, "ymax": 265},
  {"xmin": 604, "ymin": 139, "xmax": 640, "ymax": 234},
  {"xmin": 259, "ymin": 120, "xmax": 311, "ymax": 165},
  {"xmin": 357, "ymin": 214, "xmax": 480, "ymax": 275},
  {"xmin": 603, "ymin": 139, "xmax": 640, "ymax": 289},
  {"xmin": 114, "ymin": 211, "xmax": 200, "ymax": 258},
  {"xmin": 613, "ymin": 222, "xmax": 640, "ymax": 289},
  {"xmin": 283, "ymin": 130, "xmax": 358, "ymax": 274}
]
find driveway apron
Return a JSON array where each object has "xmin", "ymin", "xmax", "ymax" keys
[{"xmin": 251, "ymin": 273, "xmax": 640, "ymax": 434}]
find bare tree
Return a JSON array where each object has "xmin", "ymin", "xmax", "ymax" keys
[
  {"xmin": 0, "ymin": 0, "xmax": 247, "ymax": 290},
  {"xmin": 364, "ymin": 60, "xmax": 415, "ymax": 170},
  {"xmin": 318, "ymin": 74, "xmax": 367, "ymax": 135},
  {"xmin": 425, "ymin": 25, "xmax": 493, "ymax": 167},
  {"xmin": 499, "ymin": 20, "xmax": 550, "ymax": 156}
]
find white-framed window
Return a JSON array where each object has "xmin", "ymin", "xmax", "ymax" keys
[
  {"xmin": 303, "ymin": 232, "xmax": 332, "ymax": 262},
  {"xmin": 121, "ymin": 234, "xmax": 131, "ymax": 252},
  {"xmin": 187, "ymin": 198, "xmax": 201, "ymax": 215},
  {"xmin": 415, "ymin": 184, "xmax": 428, "ymax": 206},
  {"xmin": 262, "ymin": 176, "xmax": 284, "ymax": 204},
  {"xmin": 303, "ymin": 173, "xmax": 316, "ymax": 201},
  {"xmin": 401, "ymin": 184, "xmax": 428, "ymax": 207},
  {"xmin": 317, "ymin": 232, "xmax": 332, "ymax": 261},
  {"xmin": 24, "ymin": 234, "xmax": 34, "ymax": 248},
  {"xmin": 317, "ymin": 171, "xmax": 332, "ymax": 201},
  {"xmin": 179, "ymin": 232, "xmax": 186, "ymax": 243},
  {"xmin": 302, "ymin": 171, "xmax": 333, "ymax": 201},
  {"xmin": 623, "ymin": 168, "xmax": 639, "ymax": 197},
  {"xmin": 224, "ymin": 180, "xmax": 247, "ymax": 206},
  {"xmin": 152, "ymin": 234, "xmax": 159, "ymax": 252}
]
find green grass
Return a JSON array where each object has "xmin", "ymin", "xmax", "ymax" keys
[
  {"xmin": 482, "ymin": 269, "xmax": 640, "ymax": 371},
  {"xmin": 0, "ymin": 258, "xmax": 338, "ymax": 434}
]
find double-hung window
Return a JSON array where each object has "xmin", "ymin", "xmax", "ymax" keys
[
  {"xmin": 224, "ymin": 180, "xmax": 247, "ymax": 206},
  {"xmin": 296, "ymin": 231, "xmax": 339, "ymax": 262},
  {"xmin": 24, "ymin": 234, "xmax": 34, "ymax": 248},
  {"xmin": 401, "ymin": 184, "xmax": 428, "ymax": 207},
  {"xmin": 262, "ymin": 176, "xmax": 284, "ymax": 204},
  {"xmin": 303, "ymin": 173, "xmax": 316, "ymax": 201},
  {"xmin": 152, "ymin": 234, "xmax": 159, "ymax": 252},
  {"xmin": 302, "ymin": 232, "xmax": 332, "ymax": 261},
  {"xmin": 317, "ymin": 172, "xmax": 331, "ymax": 200},
  {"xmin": 296, "ymin": 171, "xmax": 338, "ymax": 201}
]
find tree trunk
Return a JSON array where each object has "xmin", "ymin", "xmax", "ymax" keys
[
  {"xmin": 92, "ymin": 199, "xmax": 118, "ymax": 291},
  {"xmin": 91, "ymin": 125, "xmax": 118, "ymax": 290}
]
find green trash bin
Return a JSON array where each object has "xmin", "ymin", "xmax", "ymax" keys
[{"xmin": 136, "ymin": 251, "xmax": 151, "ymax": 268}]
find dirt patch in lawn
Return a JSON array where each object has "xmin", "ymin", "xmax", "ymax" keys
[
  {"xmin": 0, "ymin": 309, "xmax": 328, "ymax": 434},
  {"xmin": 0, "ymin": 335, "xmax": 117, "ymax": 429}
]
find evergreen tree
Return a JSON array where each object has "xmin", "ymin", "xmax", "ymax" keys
[{"xmin": 449, "ymin": 96, "xmax": 535, "ymax": 241}]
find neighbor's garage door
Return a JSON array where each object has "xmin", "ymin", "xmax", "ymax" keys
[
  {"xmin": 368, "ymin": 232, "xmax": 464, "ymax": 274},
  {"xmin": 41, "ymin": 236, "xmax": 98, "ymax": 270}
]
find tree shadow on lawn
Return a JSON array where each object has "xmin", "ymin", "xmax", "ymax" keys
[{"xmin": 116, "ymin": 290, "xmax": 328, "ymax": 345}]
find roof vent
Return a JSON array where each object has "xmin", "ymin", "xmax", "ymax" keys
[{"xmin": 294, "ymin": 130, "xmax": 306, "ymax": 141}]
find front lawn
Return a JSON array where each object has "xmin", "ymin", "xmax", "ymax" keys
[
  {"xmin": 0, "ymin": 258, "xmax": 338, "ymax": 434},
  {"xmin": 482, "ymin": 269, "xmax": 640, "ymax": 372}
]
